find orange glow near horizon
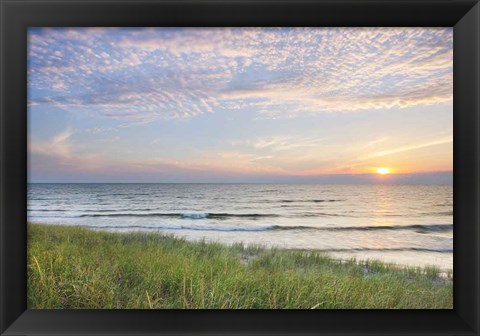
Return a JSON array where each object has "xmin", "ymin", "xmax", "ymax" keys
[{"xmin": 376, "ymin": 167, "xmax": 391, "ymax": 175}]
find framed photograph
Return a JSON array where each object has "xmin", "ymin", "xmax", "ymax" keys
[{"xmin": 1, "ymin": 0, "xmax": 479, "ymax": 335}]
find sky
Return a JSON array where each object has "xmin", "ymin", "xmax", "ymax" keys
[{"xmin": 28, "ymin": 27, "xmax": 453, "ymax": 183}]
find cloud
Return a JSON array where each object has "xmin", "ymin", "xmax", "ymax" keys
[
  {"xmin": 361, "ymin": 136, "xmax": 453, "ymax": 160},
  {"xmin": 29, "ymin": 129, "xmax": 73, "ymax": 159},
  {"xmin": 233, "ymin": 135, "xmax": 325, "ymax": 152},
  {"xmin": 84, "ymin": 127, "xmax": 116, "ymax": 134},
  {"xmin": 28, "ymin": 27, "xmax": 452, "ymax": 123},
  {"xmin": 28, "ymin": 128, "xmax": 181, "ymax": 176}
]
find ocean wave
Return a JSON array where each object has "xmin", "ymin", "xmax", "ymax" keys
[
  {"xmin": 272, "ymin": 223, "xmax": 453, "ymax": 232},
  {"xmin": 257, "ymin": 199, "xmax": 344, "ymax": 203},
  {"xmin": 76, "ymin": 212, "xmax": 281, "ymax": 219},
  {"xmin": 30, "ymin": 210, "xmax": 346, "ymax": 219},
  {"xmin": 296, "ymin": 212, "xmax": 345, "ymax": 217},
  {"xmin": 27, "ymin": 211, "xmax": 452, "ymax": 220},
  {"xmin": 28, "ymin": 207, "xmax": 452, "ymax": 219},
  {"xmin": 181, "ymin": 213, "xmax": 208, "ymax": 219},
  {"xmin": 28, "ymin": 208, "xmax": 159, "ymax": 213},
  {"xmin": 28, "ymin": 213, "xmax": 81, "ymax": 218},
  {"xmin": 78, "ymin": 224, "xmax": 278, "ymax": 232},
  {"xmin": 59, "ymin": 223, "xmax": 453, "ymax": 233}
]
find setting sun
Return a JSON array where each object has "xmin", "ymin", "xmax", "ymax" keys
[{"xmin": 376, "ymin": 167, "xmax": 390, "ymax": 175}]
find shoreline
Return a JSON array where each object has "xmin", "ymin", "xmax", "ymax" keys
[
  {"xmin": 30, "ymin": 221, "xmax": 453, "ymax": 272},
  {"xmin": 28, "ymin": 223, "xmax": 452, "ymax": 309}
]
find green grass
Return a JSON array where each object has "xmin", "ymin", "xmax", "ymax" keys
[{"xmin": 28, "ymin": 223, "xmax": 453, "ymax": 309}]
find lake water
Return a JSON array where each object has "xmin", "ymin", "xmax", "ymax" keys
[{"xmin": 28, "ymin": 183, "xmax": 453, "ymax": 270}]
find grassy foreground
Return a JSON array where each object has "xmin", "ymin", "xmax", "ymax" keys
[{"xmin": 28, "ymin": 223, "xmax": 453, "ymax": 309}]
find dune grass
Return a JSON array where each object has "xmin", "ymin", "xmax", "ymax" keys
[{"xmin": 28, "ymin": 223, "xmax": 453, "ymax": 309}]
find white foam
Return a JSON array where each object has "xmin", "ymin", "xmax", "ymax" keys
[{"xmin": 181, "ymin": 213, "xmax": 209, "ymax": 219}]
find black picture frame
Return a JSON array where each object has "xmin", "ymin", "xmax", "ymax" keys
[{"xmin": 1, "ymin": 0, "xmax": 479, "ymax": 335}]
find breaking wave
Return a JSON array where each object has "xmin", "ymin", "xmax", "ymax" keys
[{"xmin": 60, "ymin": 223, "xmax": 453, "ymax": 233}]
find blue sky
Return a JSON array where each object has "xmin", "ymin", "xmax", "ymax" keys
[{"xmin": 28, "ymin": 28, "xmax": 453, "ymax": 183}]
